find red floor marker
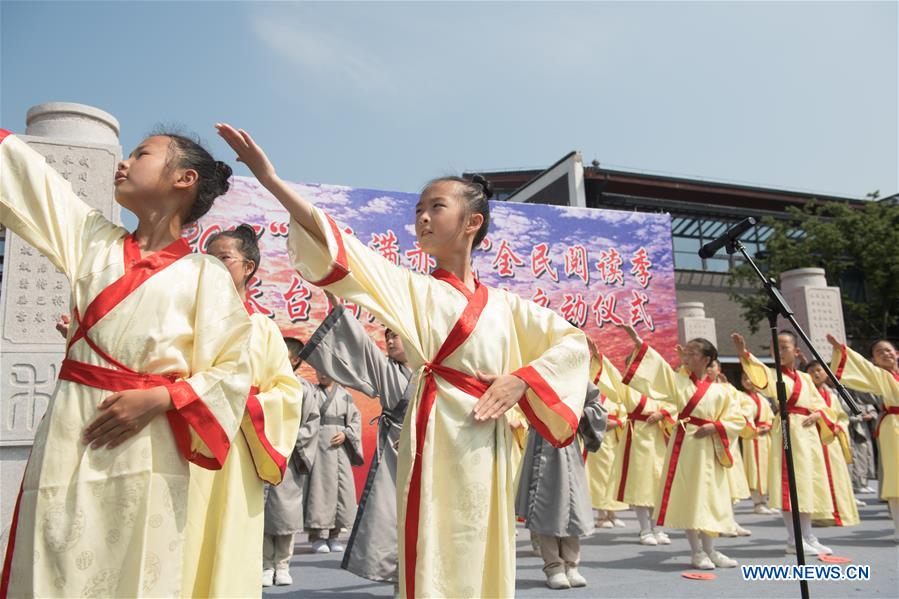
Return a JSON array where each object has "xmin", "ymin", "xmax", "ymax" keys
[
  {"xmin": 681, "ymin": 572, "xmax": 717, "ymax": 580},
  {"xmin": 819, "ymin": 555, "xmax": 852, "ymax": 564}
]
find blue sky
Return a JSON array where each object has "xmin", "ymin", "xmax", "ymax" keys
[{"xmin": 3, "ymin": 1, "xmax": 896, "ymax": 230}]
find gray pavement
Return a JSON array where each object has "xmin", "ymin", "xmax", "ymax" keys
[{"xmin": 263, "ymin": 490, "xmax": 897, "ymax": 598}]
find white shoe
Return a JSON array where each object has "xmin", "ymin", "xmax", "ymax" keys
[
  {"xmin": 639, "ymin": 531, "xmax": 658, "ymax": 545},
  {"xmin": 611, "ymin": 517, "xmax": 626, "ymax": 528},
  {"xmin": 597, "ymin": 518, "xmax": 614, "ymax": 529},
  {"xmin": 566, "ymin": 567, "xmax": 587, "ymax": 587},
  {"xmin": 860, "ymin": 486, "xmax": 875, "ymax": 493},
  {"xmin": 328, "ymin": 539, "xmax": 345, "ymax": 552},
  {"xmin": 691, "ymin": 551, "xmax": 715, "ymax": 570},
  {"xmin": 808, "ymin": 539, "xmax": 832, "ymax": 555},
  {"xmin": 735, "ymin": 524, "xmax": 752, "ymax": 537},
  {"xmin": 709, "ymin": 550, "xmax": 738, "ymax": 568},
  {"xmin": 262, "ymin": 568, "xmax": 274, "ymax": 587},
  {"xmin": 274, "ymin": 569, "xmax": 293, "ymax": 586},
  {"xmin": 311, "ymin": 539, "xmax": 331, "ymax": 553},
  {"xmin": 785, "ymin": 539, "xmax": 817, "ymax": 555},
  {"xmin": 855, "ymin": 497, "xmax": 867, "ymax": 507},
  {"xmin": 753, "ymin": 504, "xmax": 770, "ymax": 515},
  {"xmin": 546, "ymin": 572, "xmax": 571, "ymax": 589},
  {"xmin": 654, "ymin": 531, "xmax": 671, "ymax": 545}
]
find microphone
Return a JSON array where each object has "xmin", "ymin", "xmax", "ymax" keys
[{"xmin": 698, "ymin": 217, "xmax": 757, "ymax": 259}]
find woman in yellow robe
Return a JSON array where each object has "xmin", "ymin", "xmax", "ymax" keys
[
  {"xmin": 620, "ymin": 326, "xmax": 744, "ymax": 570},
  {"xmin": 0, "ymin": 130, "xmax": 252, "ymax": 597},
  {"xmin": 827, "ymin": 335, "xmax": 899, "ymax": 541},
  {"xmin": 217, "ymin": 124, "xmax": 589, "ymax": 599},
  {"xmin": 733, "ymin": 331, "xmax": 838, "ymax": 556},
  {"xmin": 737, "ymin": 371, "xmax": 776, "ymax": 515},
  {"xmin": 181, "ymin": 226, "xmax": 302, "ymax": 598},
  {"xmin": 593, "ymin": 351, "xmax": 673, "ymax": 544}
]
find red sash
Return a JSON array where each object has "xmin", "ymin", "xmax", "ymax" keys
[
  {"xmin": 616, "ymin": 395, "xmax": 648, "ymax": 502},
  {"xmin": 779, "ymin": 368, "xmax": 804, "ymax": 512},
  {"xmin": 749, "ymin": 392, "xmax": 764, "ymax": 490},
  {"xmin": 876, "ymin": 406, "xmax": 899, "ymax": 439},
  {"xmin": 656, "ymin": 374, "xmax": 711, "ymax": 525},
  {"xmin": 403, "ymin": 270, "xmax": 490, "ymax": 599}
]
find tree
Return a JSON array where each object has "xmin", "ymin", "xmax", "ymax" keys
[{"xmin": 729, "ymin": 199, "xmax": 899, "ymax": 350}]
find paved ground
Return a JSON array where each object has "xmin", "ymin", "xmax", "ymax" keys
[{"xmin": 263, "ymin": 489, "xmax": 897, "ymax": 598}]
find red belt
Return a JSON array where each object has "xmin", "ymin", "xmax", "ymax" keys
[
  {"xmin": 786, "ymin": 406, "xmax": 811, "ymax": 416},
  {"xmin": 616, "ymin": 396, "xmax": 649, "ymax": 502},
  {"xmin": 875, "ymin": 406, "xmax": 899, "ymax": 438},
  {"xmin": 59, "ymin": 358, "xmax": 176, "ymax": 391}
]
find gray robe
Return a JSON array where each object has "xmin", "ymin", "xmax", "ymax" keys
[
  {"xmin": 300, "ymin": 304, "xmax": 412, "ymax": 583},
  {"xmin": 264, "ymin": 377, "xmax": 322, "ymax": 535},
  {"xmin": 515, "ymin": 382, "xmax": 607, "ymax": 537},
  {"xmin": 304, "ymin": 383, "xmax": 364, "ymax": 530}
]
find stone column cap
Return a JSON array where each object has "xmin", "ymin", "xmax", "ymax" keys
[{"xmin": 25, "ymin": 102, "xmax": 120, "ymax": 145}]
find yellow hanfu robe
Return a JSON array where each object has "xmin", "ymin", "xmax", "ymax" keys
[
  {"xmin": 595, "ymin": 355, "xmax": 673, "ymax": 508},
  {"xmin": 741, "ymin": 352, "xmax": 835, "ymax": 514},
  {"xmin": 0, "ymin": 130, "xmax": 252, "ymax": 598},
  {"xmin": 623, "ymin": 342, "xmax": 743, "ymax": 533},
  {"xmin": 738, "ymin": 390, "xmax": 774, "ymax": 495},
  {"xmin": 585, "ymin": 358, "xmax": 629, "ymax": 511},
  {"xmin": 182, "ymin": 307, "xmax": 302, "ymax": 598},
  {"xmin": 831, "ymin": 344, "xmax": 899, "ymax": 500},
  {"xmin": 722, "ymin": 384, "xmax": 751, "ymax": 502},
  {"xmin": 811, "ymin": 385, "xmax": 859, "ymax": 527},
  {"xmin": 287, "ymin": 206, "xmax": 588, "ymax": 599}
]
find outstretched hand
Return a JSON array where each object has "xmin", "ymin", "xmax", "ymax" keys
[
  {"xmin": 472, "ymin": 371, "xmax": 528, "ymax": 421},
  {"xmin": 731, "ymin": 332, "xmax": 747, "ymax": 356},
  {"xmin": 586, "ymin": 337, "xmax": 602, "ymax": 362},
  {"xmin": 215, "ymin": 123, "xmax": 277, "ymax": 184},
  {"xmin": 616, "ymin": 323, "xmax": 642, "ymax": 347},
  {"xmin": 55, "ymin": 314, "xmax": 71, "ymax": 339},
  {"xmin": 825, "ymin": 334, "xmax": 842, "ymax": 351}
]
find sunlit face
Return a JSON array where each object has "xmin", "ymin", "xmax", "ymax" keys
[
  {"xmin": 684, "ymin": 340, "xmax": 712, "ymax": 376},
  {"xmin": 415, "ymin": 181, "xmax": 479, "ymax": 259},
  {"xmin": 871, "ymin": 341, "xmax": 898, "ymax": 372},
  {"xmin": 316, "ymin": 371, "xmax": 334, "ymax": 387},
  {"xmin": 705, "ymin": 360, "xmax": 721, "ymax": 381},
  {"xmin": 806, "ymin": 363, "xmax": 828, "ymax": 388},
  {"xmin": 385, "ymin": 330, "xmax": 407, "ymax": 364},
  {"xmin": 773, "ymin": 333, "xmax": 798, "ymax": 368},
  {"xmin": 115, "ymin": 136, "xmax": 186, "ymax": 213},
  {"xmin": 207, "ymin": 236, "xmax": 254, "ymax": 292}
]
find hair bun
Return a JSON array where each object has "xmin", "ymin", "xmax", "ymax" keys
[
  {"xmin": 213, "ymin": 161, "xmax": 233, "ymax": 193},
  {"xmin": 471, "ymin": 174, "xmax": 494, "ymax": 200},
  {"xmin": 234, "ymin": 223, "xmax": 261, "ymax": 241}
]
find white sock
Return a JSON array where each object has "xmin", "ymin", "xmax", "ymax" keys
[
  {"xmin": 700, "ymin": 532, "xmax": 715, "ymax": 554},
  {"xmin": 799, "ymin": 513, "xmax": 816, "ymax": 543},
  {"xmin": 686, "ymin": 529, "xmax": 701, "ymax": 553},
  {"xmin": 781, "ymin": 511, "xmax": 796, "ymax": 544},
  {"xmin": 751, "ymin": 490, "xmax": 764, "ymax": 505},
  {"xmin": 889, "ymin": 499, "xmax": 899, "ymax": 535},
  {"xmin": 635, "ymin": 506, "xmax": 652, "ymax": 533}
]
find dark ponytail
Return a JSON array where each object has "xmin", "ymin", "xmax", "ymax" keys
[
  {"xmin": 205, "ymin": 224, "xmax": 261, "ymax": 284},
  {"xmin": 152, "ymin": 127, "xmax": 232, "ymax": 223},
  {"xmin": 423, "ymin": 174, "xmax": 492, "ymax": 249}
]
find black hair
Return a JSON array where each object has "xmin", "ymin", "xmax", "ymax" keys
[
  {"xmin": 423, "ymin": 174, "xmax": 492, "ymax": 249},
  {"xmin": 205, "ymin": 224, "xmax": 260, "ymax": 284},
  {"xmin": 150, "ymin": 127, "xmax": 232, "ymax": 223},
  {"xmin": 869, "ymin": 338, "xmax": 895, "ymax": 358},
  {"xmin": 778, "ymin": 330, "xmax": 798, "ymax": 344},
  {"xmin": 283, "ymin": 337, "xmax": 305, "ymax": 363},
  {"xmin": 803, "ymin": 359, "xmax": 825, "ymax": 373},
  {"xmin": 687, "ymin": 337, "xmax": 718, "ymax": 368}
]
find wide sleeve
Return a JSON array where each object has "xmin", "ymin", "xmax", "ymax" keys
[
  {"xmin": 240, "ymin": 316, "xmax": 303, "ymax": 485},
  {"xmin": 342, "ymin": 391, "xmax": 365, "ymax": 467},
  {"xmin": 294, "ymin": 380, "xmax": 322, "ymax": 472},
  {"xmin": 287, "ymin": 205, "xmax": 420, "ymax": 348},
  {"xmin": 578, "ymin": 382, "xmax": 608, "ymax": 453},
  {"xmin": 505, "ymin": 405, "xmax": 530, "ymax": 451},
  {"xmin": 739, "ymin": 351, "xmax": 777, "ymax": 398},
  {"xmin": 0, "ymin": 131, "xmax": 120, "ymax": 279},
  {"xmin": 505, "ymin": 291, "xmax": 590, "ymax": 448},
  {"xmin": 621, "ymin": 341, "xmax": 691, "ymax": 408},
  {"xmin": 734, "ymin": 388, "xmax": 759, "ymax": 440},
  {"xmin": 832, "ymin": 344, "xmax": 898, "ymax": 400},
  {"xmin": 712, "ymin": 386, "xmax": 747, "ymax": 468},
  {"xmin": 164, "ymin": 258, "xmax": 253, "ymax": 470},
  {"xmin": 300, "ymin": 302, "xmax": 407, "ymax": 407}
]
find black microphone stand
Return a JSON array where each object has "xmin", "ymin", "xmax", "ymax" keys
[{"xmin": 726, "ymin": 237, "xmax": 862, "ymax": 599}]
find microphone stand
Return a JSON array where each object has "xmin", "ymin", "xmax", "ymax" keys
[{"xmin": 725, "ymin": 238, "xmax": 862, "ymax": 599}]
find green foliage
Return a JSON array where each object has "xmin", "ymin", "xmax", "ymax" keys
[{"xmin": 729, "ymin": 200, "xmax": 899, "ymax": 349}]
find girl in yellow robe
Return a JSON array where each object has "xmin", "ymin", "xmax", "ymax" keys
[
  {"xmin": 620, "ymin": 326, "xmax": 744, "ymax": 570},
  {"xmin": 733, "ymin": 331, "xmax": 838, "ymax": 556},
  {"xmin": 803, "ymin": 360, "xmax": 859, "ymax": 527},
  {"xmin": 0, "ymin": 130, "xmax": 252, "ymax": 597},
  {"xmin": 737, "ymin": 371, "xmax": 776, "ymax": 515},
  {"xmin": 181, "ymin": 226, "xmax": 303, "ymax": 598},
  {"xmin": 827, "ymin": 335, "xmax": 899, "ymax": 541},
  {"xmin": 217, "ymin": 124, "xmax": 589, "ymax": 599},
  {"xmin": 593, "ymin": 350, "xmax": 673, "ymax": 544}
]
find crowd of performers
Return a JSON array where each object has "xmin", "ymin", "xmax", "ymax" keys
[{"xmin": 0, "ymin": 123, "xmax": 896, "ymax": 598}]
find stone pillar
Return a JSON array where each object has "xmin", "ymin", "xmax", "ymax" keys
[
  {"xmin": 777, "ymin": 267, "xmax": 847, "ymax": 361},
  {"xmin": 0, "ymin": 102, "xmax": 121, "ymax": 554},
  {"xmin": 677, "ymin": 301, "xmax": 718, "ymax": 348}
]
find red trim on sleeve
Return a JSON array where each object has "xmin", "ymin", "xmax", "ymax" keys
[
  {"xmin": 513, "ymin": 364, "xmax": 579, "ymax": 448},
  {"xmin": 834, "ymin": 345, "xmax": 847, "ymax": 380},
  {"xmin": 243, "ymin": 389, "xmax": 288, "ymax": 482},
  {"xmin": 165, "ymin": 380, "xmax": 231, "ymax": 470},
  {"xmin": 659, "ymin": 408, "xmax": 675, "ymax": 425},
  {"xmin": 711, "ymin": 420, "xmax": 734, "ymax": 464},
  {"xmin": 306, "ymin": 214, "xmax": 350, "ymax": 287},
  {"xmin": 0, "ymin": 129, "xmax": 11, "ymax": 144},
  {"xmin": 622, "ymin": 341, "xmax": 648, "ymax": 385}
]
